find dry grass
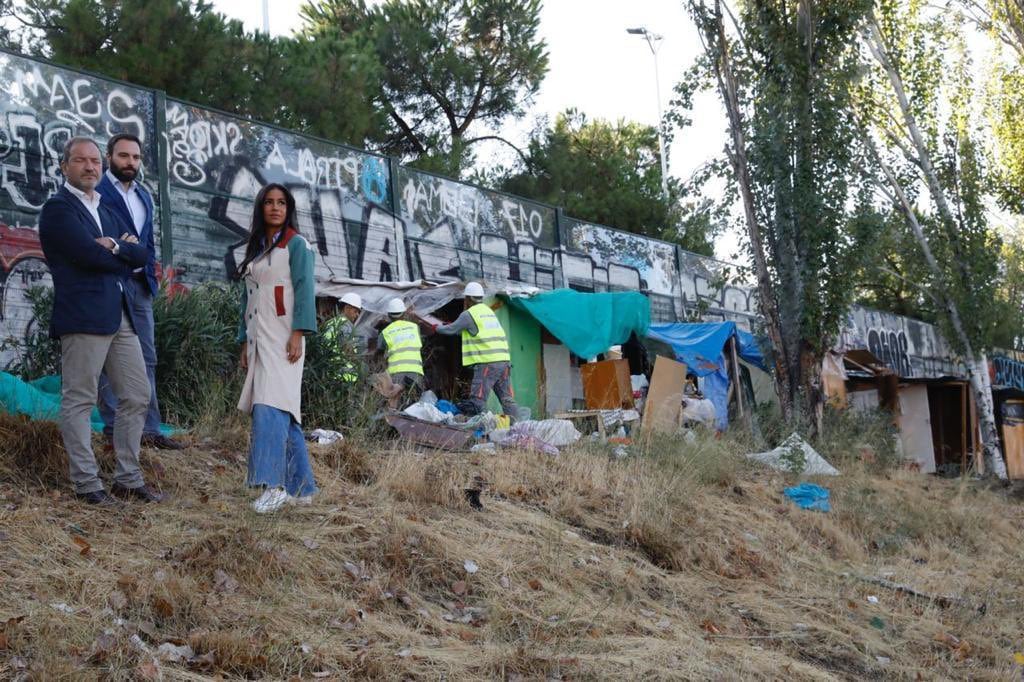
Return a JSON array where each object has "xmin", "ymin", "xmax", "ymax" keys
[{"xmin": 1, "ymin": 417, "xmax": 1023, "ymax": 680}]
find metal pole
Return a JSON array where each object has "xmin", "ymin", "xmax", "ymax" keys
[
  {"xmin": 262, "ymin": 0, "xmax": 270, "ymax": 34},
  {"xmin": 646, "ymin": 34, "xmax": 670, "ymax": 201}
]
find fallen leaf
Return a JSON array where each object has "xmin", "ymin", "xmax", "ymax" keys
[
  {"xmin": 152, "ymin": 597, "xmax": 174, "ymax": 618},
  {"xmin": 136, "ymin": 659, "xmax": 160, "ymax": 680},
  {"xmin": 452, "ymin": 580, "xmax": 467, "ymax": 596},
  {"xmin": 528, "ymin": 579, "xmax": 542, "ymax": 591},
  {"xmin": 656, "ymin": 618, "xmax": 671, "ymax": 630},
  {"xmin": 89, "ymin": 632, "xmax": 117, "ymax": 662},
  {"xmin": 1014, "ymin": 652, "xmax": 1024, "ymax": 665},
  {"xmin": 72, "ymin": 535, "xmax": 92, "ymax": 556},
  {"xmin": 640, "ymin": 609, "xmax": 656, "ymax": 618},
  {"xmin": 0, "ymin": 633, "xmax": 7, "ymax": 650},
  {"xmin": 117, "ymin": 575, "xmax": 138, "ymax": 592},
  {"xmin": 700, "ymin": 619, "xmax": 721, "ymax": 635},
  {"xmin": 198, "ymin": 493, "xmax": 209, "ymax": 504},
  {"xmin": 49, "ymin": 602, "xmax": 74, "ymax": 614},
  {"xmin": 499, "ymin": 576, "xmax": 510, "ymax": 589},
  {"xmin": 463, "ymin": 559, "xmax": 479, "ymax": 574},
  {"xmin": 343, "ymin": 562, "xmax": 363, "ymax": 580},
  {"xmin": 933, "ymin": 632, "xmax": 961, "ymax": 648},
  {"xmin": 458, "ymin": 629, "xmax": 478, "ymax": 642}
]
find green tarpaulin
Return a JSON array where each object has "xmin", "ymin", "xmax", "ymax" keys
[{"xmin": 505, "ymin": 289, "xmax": 650, "ymax": 359}]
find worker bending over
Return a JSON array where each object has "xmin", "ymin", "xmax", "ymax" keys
[
  {"xmin": 434, "ymin": 282, "xmax": 519, "ymax": 419},
  {"xmin": 321, "ymin": 292, "xmax": 364, "ymax": 383},
  {"xmin": 376, "ymin": 297, "xmax": 424, "ymax": 408}
]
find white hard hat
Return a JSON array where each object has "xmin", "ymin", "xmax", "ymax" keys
[
  {"xmin": 386, "ymin": 297, "xmax": 406, "ymax": 314},
  {"xmin": 464, "ymin": 281, "xmax": 485, "ymax": 298},
  {"xmin": 340, "ymin": 292, "xmax": 362, "ymax": 309}
]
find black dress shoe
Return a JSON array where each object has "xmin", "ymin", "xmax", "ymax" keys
[
  {"xmin": 111, "ymin": 483, "xmax": 165, "ymax": 503},
  {"xmin": 141, "ymin": 434, "xmax": 185, "ymax": 450},
  {"xmin": 75, "ymin": 489, "xmax": 121, "ymax": 506}
]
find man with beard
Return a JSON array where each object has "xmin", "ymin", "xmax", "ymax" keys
[{"xmin": 96, "ymin": 133, "xmax": 184, "ymax": 450}]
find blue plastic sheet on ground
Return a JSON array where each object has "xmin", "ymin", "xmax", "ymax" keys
[
  {"xmin": 647, "ymin": 321, "xmax": 768, "ymax": 377},
  {"xmin": 0, "ymin": 371, "xmax": 177, "ymax": 434},
  {"xmin": 783, "ymin": 483, "xmax": 831, "ymax": 512}
]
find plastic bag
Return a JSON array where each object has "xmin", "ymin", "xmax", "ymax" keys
[{"xmin": 783, "ymin": 483, "xmax": 831, "ymax": 512}]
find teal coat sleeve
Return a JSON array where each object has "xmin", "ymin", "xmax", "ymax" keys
[
  {"xmin": 289, "ymin": 236, "xmax": 317, "ymax": 334},
  {"xmin": 236, "ymin": 283, "xmax": 248, "ymax": 344}
]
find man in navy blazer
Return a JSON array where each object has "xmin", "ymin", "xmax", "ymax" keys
[
  {"xmin": 95, "ymin": 133, "xmax": 183, "ymax": 450},
  {"xmin": 39, "ymin": 136, "xmax": 162, "ymax": 505}
]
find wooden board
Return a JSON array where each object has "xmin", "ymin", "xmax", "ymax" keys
[
  {"xmin": 580, "ymin": 359, "xmax": 633, "ymax": 410},
  {"xmin": 897, "ymin": 384, "xmax": 936, "ymax": 473},
  {"xmin": 640, "ymin": 356, "xmax": 688, "ymax": 436}
]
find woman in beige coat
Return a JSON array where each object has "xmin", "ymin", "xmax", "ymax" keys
[{"xmin": 235, "ymin": 183, "xmax": 318, "ymax": 514}]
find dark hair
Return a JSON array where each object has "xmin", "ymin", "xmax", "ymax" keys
[
  {"xmin": 106, "ymin": 133, "xmax": 143, "ymax": 157},
  {"xmin": 61, "ymin": 136, "xmax": 102, "ymax": 164},
  {"xmin": 233, "ymin": 183, "xmax": 299, "ymax": 279}
]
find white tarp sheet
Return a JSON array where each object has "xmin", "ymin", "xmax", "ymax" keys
[{"xmin": 747, "ymin": 433, "xmax": 841, "ymax": 476}]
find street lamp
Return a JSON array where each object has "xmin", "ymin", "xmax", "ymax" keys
[{"xmin": 627, "ymin": 26, "xmax": 669, "ymax": 201}]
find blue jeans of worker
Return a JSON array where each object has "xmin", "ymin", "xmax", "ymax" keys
[
  {"xmin": 98, "ymin": 283, "xmax": 162, "ymax": 436},
  {"xmin": 246, "ymin": 404, "xmax": 318, "ymax": 497}
]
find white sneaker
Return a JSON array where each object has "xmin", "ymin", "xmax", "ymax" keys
[
  {"xmin": 252, "ymin": 487, "xmax": 288, "ymax": 514},
  {"xmin": 287, "ymin": 494, "xmax": 314, "ymax": 506}
]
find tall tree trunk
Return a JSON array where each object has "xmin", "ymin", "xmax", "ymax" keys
[
  {"xmin": 871, "ymin": 146, "xmax": 1010, "ymax": 478},
  {"xmin": 694, "ymin": 0, "xmax": 794, "ymax": 421},
  {"xmin": 865, "ymin": 14, "xmax": 1008, "ymax": 479}
]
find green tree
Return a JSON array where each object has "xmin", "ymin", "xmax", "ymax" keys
[
  {"xmin": 993, "ymin": 232, "xmax": 1024, "ymax": 351},
  {"xmin": 3, "ymin": 0, "xmax": 386, "ymax": 147},
  {"xmin": 862, "ymin": 3, "xmax": 1009, "ymax": 477},
  {"xmin": 493, "ymin": 110, "xmax": 716, "ymax": 254},
  {"xmin": 688, "ymin": 0, "xmax": 876, "ymax": 433},
  {"xmin": 301, "ymin": 0, "xmax": 549, "ymax": 176}
]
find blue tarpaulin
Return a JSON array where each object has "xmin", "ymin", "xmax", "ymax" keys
[
  {"xmin": 646, "ymin": 322, "xmax": 768, "ymax": 377},
  {"xmin": 506, "ymin": 289, "xmax": 650, "ymax": 360}
]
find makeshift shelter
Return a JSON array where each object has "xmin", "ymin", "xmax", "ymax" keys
[
  {"xmin": 645, "ymin": 321, "xmax": 770, "ymax": 430},
  {"xmin": 504, "ymin": 289, "xmax": 652, "ymax": 417}
]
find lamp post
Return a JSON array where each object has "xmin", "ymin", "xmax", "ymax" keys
[{"xmin": 627, "ymin": 26, "xmax": 669, "ymax": 201}]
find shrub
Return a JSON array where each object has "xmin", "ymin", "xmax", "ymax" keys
[{"xmin": 1, "ymin": 286, "xmax": 60, "ymax": 378}]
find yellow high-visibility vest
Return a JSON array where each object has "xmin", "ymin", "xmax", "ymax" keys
[
  {"xmin": 381, "ymin": 319, "xmax": 424, "ymax": 376},
  {"xmin": 322, "ymin": 316, "xmax": 359, "ymax": 382},
  {"xmin": 461, "ymin": 303, "xmax": 511, "ymax": 366}
]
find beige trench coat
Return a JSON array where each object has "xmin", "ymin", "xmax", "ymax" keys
[{"xmin": 237, "ymin": 233, "xmax": 315, "ymax": 423}]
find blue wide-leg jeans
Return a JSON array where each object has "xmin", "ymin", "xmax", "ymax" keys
[{"xmin": 247, "ymin": 403, "xmax": 318, "ymax": 497}]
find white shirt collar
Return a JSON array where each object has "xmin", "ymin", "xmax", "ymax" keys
[
  {"xmin": 64, "ymin": 181, "xmax": 100, "ymax": 206},
  {"xmin": 105, "ymin": 168, "xmax": 136, "ymax": 193}
]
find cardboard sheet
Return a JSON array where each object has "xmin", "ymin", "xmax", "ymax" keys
[
  {"xmin": 640, "ymin": 356, "xmax": 688, "ymax": 436},
  {"xmin": 581, "ymin": 359, "xmax": 634, "ymax": 410}
]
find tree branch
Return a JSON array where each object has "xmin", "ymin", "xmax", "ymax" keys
[{"xmin": 463, "ymin": 134, "xmax": 530, "ymax": 164}]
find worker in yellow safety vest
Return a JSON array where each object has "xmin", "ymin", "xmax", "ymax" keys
[
  {"xmin": 321, "ymin": 292, "xmax": 364, "ymax": 383},
  {"xmin": 433, "ymin": 281, "xmax": 519, "ymax": 419},
  {"xmin": 375, "ymin": 297, "xmax": 424, "ymax": 407}
]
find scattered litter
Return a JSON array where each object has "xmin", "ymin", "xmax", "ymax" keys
[
  {"xmin": 748, "ymin": 433, "xmax": 840, "ymax": 476},
  {"xmin": 463, "ymin": 559, "xmax": 479, "ymax": 574},
  {"xmin": 403, "ymin": 401, "xmax": 455, "ymax": 424},
  {"xmin": 155, "ymin": 642, "xmax": 194, "ymax": 663},
  {"xmin": 302, "ymin": 537, "xmax": 320, "ymax": 550},
  {"xmin": 129, "ymin": 634, "xmax": 151, "ymax": 653},
  {"xmin": 563, "ymin": 530, "xmax": 580, "ymax": 540},
  {"xmin": 49, "ymin": 602, "xmax": 74, "ymax": 614},
  {"xmin": 867, "ymin": 595, "xmax": 879, "ymax": 604},
  {"xmin": 420, "ymin": 390, "xmax": 438, "ymax": 405},
  {"xmin": 547, "ymin": 615, "xmax": 560, "ymax": 623},
  {"xmin": 397, "ymin": 647, "xmax": 412, "ymax": 658},
  {"xmin": 499, "ymin": 576, "xmax": 511, "ymax": 589},
  {"xmin": 308, "ymin": 428, "xmax": 344, "ymax": 444},
  {"xmin": 496, "ymin": 419, "xmax": 581, "ymax": 447},
  {"xmin": 1015, "ymin": 652, "xmax": 1024, "ymax": 665},
  {"xmin": 436, "ymin": 399, "xmax": 459, "ymax": 415},
  {"xmin": 300, "ymin": 642, "xmax": 312, "ymax": 654},
  {"xmin": 656, "ymin": 618, "xmax": 672, "ymax": 630},
  {"xmin": 794, "ymin": 622, "xmax": 809, "ymax": 631},
  {"xmin": 612, "ymin": 445, "xmax": 629, "ymax": 460},
  {"xmin": 876, "ymin": 656, "xmax": 891, "ymax": 665},
  {"xmin": 870, "ymin": 616, "xmax": 885, "ymax": 630},
  {"xmin": 344, "ymin": 561, "xmax": 367, "ymax": 580},
  {"xmin": 681, "ymin": 397, "xmax": 716, "ymax": 426},
  {"xmin": 470, "ymin": 442, "xmax": 496, "ymax": 454},
  {"xmin": 783, "ymin": 483, "xmax": 832, "ymax": 512},
  {"xmin": 464, "ymin": 488, "xmax": 483, "ymax": 510},
  {"xmin": 640, "ymin": 609, "xmax": 656, "ymax": 618}
]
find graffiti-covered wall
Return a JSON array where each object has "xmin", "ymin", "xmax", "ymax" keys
[
  {"xmin": 396, "ymin": 167, "xmax": 559, "ymax": 288},
  {"xmin": 165, "ymin": 99, "xmax": 397, "ymax": 285},
  {"xmin": 0, "ymin": 49, "xmax": 989, "ymax": 383},
  {"xmin": 0, "ymin": 52, "xmax": 158, "ymax": 352},
  {"xmin": 992, "ymin": 355, "xmax": 1024, "ymax": 391},
  {"xmin": 839, "ymin": 307, "xmax": 962, "ymax": 378}
]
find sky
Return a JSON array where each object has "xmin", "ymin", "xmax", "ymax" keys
[{"xmin": 209, "ymin": 0, "xmax": 738, "ymax": 258}]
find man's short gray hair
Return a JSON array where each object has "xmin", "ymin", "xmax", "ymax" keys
[{"xmin": 61, "ymin": 136, "xmax": 102, "ymax": 164}]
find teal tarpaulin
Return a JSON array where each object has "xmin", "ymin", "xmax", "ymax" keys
[
  {"xmin": 506, "ymin": 289, "xmax": 650, "ymax": 359},
  {"xmin": 0, "ymin": 372, "xmax": 178, "ymax": 434}
]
